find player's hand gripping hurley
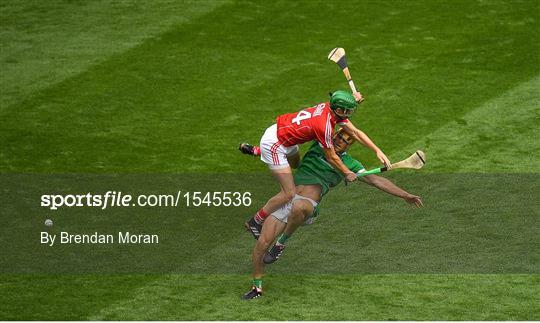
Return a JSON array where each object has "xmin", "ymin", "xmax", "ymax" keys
[{"xmin": 328, "ymin": 47, "xmax": 363, "ymax": 103}]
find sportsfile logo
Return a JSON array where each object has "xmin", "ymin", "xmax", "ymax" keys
[
  {"xmin": 40, "ymin": 191, "xmax": 171, "ymax": 210},
  {"xmin": 40, "ymin": 191, "xmax": 252, "ymax": 210}
]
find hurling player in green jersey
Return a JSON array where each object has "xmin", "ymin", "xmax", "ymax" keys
[{"xmin": 242, "ymin": 128, "xmax": 423, "ymax": 300}]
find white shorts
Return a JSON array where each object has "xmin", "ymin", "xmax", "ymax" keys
[
  {"xmin": 260, "ymin": 124, "xmax": 299, "ymax": 170},
  {"xmin": 271, "ymin": 194, "xmax": 319, "ymax": 226}
]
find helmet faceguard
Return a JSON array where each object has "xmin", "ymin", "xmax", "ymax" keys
[{"xmin": 333, "ymin": 107, "xmax": 356, "ymax": 119}]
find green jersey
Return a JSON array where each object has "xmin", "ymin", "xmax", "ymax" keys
[{"xmin": 294, "ymin": 141, "xmax": 365, "ymax": 197}]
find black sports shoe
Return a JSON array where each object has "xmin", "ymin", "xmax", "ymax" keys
[
  {"xmin": 242, "ymin": 286, "xmax": 262, "ymax": 300},
  {"xmin": 245, "ymin": 217, "xmax": 262, "ymax": 240},
  {"xmin": 263, "ymin": 243, "xmax": 286, "ymax": 264},
  {"xmin": 239, "ymin": 143, "xmax": 260, "ymax": 156}
]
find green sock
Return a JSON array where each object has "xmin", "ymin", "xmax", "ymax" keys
[
  {"xmin": 277, "ymin": 233, "xmax": 291, "ymax": 245},
  {"xmin": 253, "ymin": 278, "xmax": 263, "ymax": 289}
]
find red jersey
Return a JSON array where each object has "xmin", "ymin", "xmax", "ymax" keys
[{"xmin": 276, "ymin": 102, "xmax": 349, "ymax": 148}]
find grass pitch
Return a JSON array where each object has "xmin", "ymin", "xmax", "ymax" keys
[{"xmin": 1, "ymin": 0, "xmax": 539, "ymax": 320}]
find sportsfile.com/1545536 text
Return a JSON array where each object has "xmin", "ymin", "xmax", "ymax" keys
[{"xmin": 40, "ymin": 191, "xmax": 252, "ymax": 210}]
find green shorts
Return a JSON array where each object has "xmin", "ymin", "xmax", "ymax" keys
[{"xmin": 294, "ymin": 168, "xmax": 331, "ymax": 197}]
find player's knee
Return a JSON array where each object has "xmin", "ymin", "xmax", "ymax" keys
[
  {"xmin": 295, "ymin": 201, "xmax": 313, "ymax": 219},
  {"xmin": 289, "ymin": 202, "xmax": 307, "ymax": 222}
]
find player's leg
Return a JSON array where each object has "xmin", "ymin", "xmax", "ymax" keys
[
  {"xmin": 264, "ymin": 198, "xmax": 313, "ymax": 264},
  {"xmin": 253, "ymin": 215, "xmax": 286, "ymax": 279},
  {"xmin": 245, "ymin": 124, "xmax": 296, "ymax": 239},
  {"xmin": 250, "ymin": 147, "xmax": 298, "ymax": 224},
  {"xmin": 245, "ymin": 167, "xmax": 295, "ymax": 239},
  {"xmin": 243, "ymin": 214, "xmax": 286, "ymax": 300},
  {"xmin": 283, "ymin": 199, "xmax": 313, "ymax": 237},
  {"xmin": 259, "ymin": 125, "xmax": 299, "ymax": 213},
  {"xmin": 264, "ymin": 167, "xmax": 297, "ymax": 213}
]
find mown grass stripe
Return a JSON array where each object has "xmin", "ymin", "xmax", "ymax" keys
[
  {"xmin": 84, "ymin": 274, "xmax": 540, "ymax": 320},
  {"xmin": 0, "ymin": 0, "xmax": 229, "ymax": 109},
  {"xmin": 396, "ymin": 76, "xmax": 540, "ymax": 173}
]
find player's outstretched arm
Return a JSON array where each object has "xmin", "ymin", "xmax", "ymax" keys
[
  {"xmin": 360, "ymin": 174, "xmax": 423, "ymax": 208},
  {"xmin": 340, "ymin": 122, "xmax": 391, "ymax": 167}
]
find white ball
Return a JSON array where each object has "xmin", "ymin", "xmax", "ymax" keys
[{"xmin": 44, "ymin": 219, "xmax": 53, "ymax": 227}]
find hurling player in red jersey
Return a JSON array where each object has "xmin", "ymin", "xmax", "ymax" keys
[{"xmin": 240, "ymin": 90, "xmax": 391, "ymax": 239}]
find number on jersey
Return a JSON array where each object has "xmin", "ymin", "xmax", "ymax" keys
[{"xmin": 292, "ymin": 110, "xmax": 311, "ymax": 125}]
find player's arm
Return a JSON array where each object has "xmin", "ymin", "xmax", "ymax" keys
[
  {"xmin": 340, "ymin": 122, "xmax": 391, "ymax": 167},
  {"xmin": 360, "ymin": 174, "xmax": 423, "ymax": 208},
  {"xmin": 322, "ymin": 147, "xmax": 357, "ymax": 182}
]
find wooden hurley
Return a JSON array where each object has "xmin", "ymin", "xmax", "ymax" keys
[{"xmin": 328, "ymin": 47, "xmax": 359, "ymax": 94}]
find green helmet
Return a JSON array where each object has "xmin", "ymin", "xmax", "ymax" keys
[{"xmin": 329, "ymin": 90, "xmax": 357, "ymax": 111}]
